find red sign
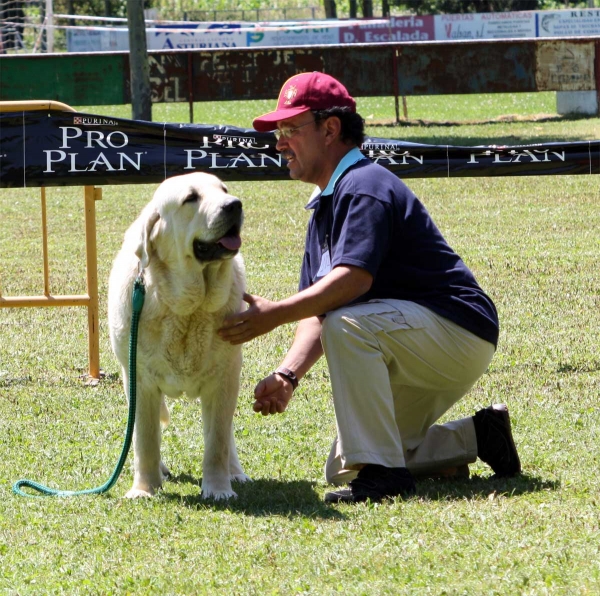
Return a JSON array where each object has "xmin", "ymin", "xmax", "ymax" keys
[{"xmin": 339, "ymin": 15, "xmax": 434, "ymax": 44}]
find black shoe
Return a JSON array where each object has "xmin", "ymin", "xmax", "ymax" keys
[
  {"xmin": 473, "ymin": 404, "xmax": 521, "ymax": 477},
  {"xmin": 324, "ymin": 464, "xmax": 416, "ymax": 503},
  {"xmin": 414, "ymin": 464, "xmax": 470, "ymax": 481}
]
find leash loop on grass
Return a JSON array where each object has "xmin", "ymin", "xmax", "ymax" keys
[{"xmin": 12, "ymin": 275, "xmax": 146, "ymax": 498}]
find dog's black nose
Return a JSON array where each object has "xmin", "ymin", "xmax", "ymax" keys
[{"xmin": 223, "ymin": 198, "xmax": 242, "ymax": 214}]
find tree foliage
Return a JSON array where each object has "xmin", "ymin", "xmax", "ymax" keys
[
  {"xmin": 395, "ymin": 0, "xmax": 591, "ymax": 13},
  {"xmin": 50, "ymin": 0, "xmax": 595, "ymax": 19},
  {"xmin": 404, "ymin": 0, "xmax": 541, "ymax": 13}
]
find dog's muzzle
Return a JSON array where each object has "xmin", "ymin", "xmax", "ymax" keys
[{"xmin": 193, "ymin": 199, "xmax": 243, "ymax": 262}]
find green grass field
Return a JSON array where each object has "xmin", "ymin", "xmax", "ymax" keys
[{"xmin": 1, "ymin": 93, "xmax": 599, "ymax": 594}]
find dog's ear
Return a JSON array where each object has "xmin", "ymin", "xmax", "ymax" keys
[{"xmin": 135, "ymin": 210, "xmax": 160, "ymax": 270}]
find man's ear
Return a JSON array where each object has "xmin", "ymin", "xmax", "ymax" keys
[
  {"xmin": 323, "ymin": 115, "xmax": 342, "ymax": 145},
  {"xmin": 134, "ymin": 210, "xmax": 160, "ymax": 269}
]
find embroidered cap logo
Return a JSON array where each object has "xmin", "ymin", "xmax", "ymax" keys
[{"xmin": 284, "ymin": 85, "xmax": 298, "ymax": 105}]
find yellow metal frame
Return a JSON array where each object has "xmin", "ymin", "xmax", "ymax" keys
[{"xmin": 0, "ymin": 101, "xmax": 102, "ymax": 379}]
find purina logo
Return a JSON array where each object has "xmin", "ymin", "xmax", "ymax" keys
[{"xmin": 73, "ymin": 116, "xmax": 119, "ymax": 126}]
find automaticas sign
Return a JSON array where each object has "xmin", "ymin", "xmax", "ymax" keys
[{"xmin": 0, "ymin": 110, "xmax": 598, "ymax": 188}]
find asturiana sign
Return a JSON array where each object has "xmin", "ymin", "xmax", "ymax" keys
[{"xmin": 151, "ymin": 23, "xmax": 247, "ymax": 49}]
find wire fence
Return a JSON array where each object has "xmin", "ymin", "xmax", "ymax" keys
[
  {"xmin": 182, "ymin": 7, "xmax": 325, "ymax": 22},
  {"xmin": 0, "ymin": 0, "xmax": 27, "ymax": 52},
  {"xmin": 0, "ymin": 0, "xmax": 48, "ymax": 53},
  {"xmin": 0, "ymin": 1, "xmax": 333, "ymax": 53}
]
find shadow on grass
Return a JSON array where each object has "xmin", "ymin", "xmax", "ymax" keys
[
  {"xmin": 415, "ymin": 473, "xmax": 559, "ymax": 502},
  {"xmin": 161, "ymin": 473, "xmax": 346, "ymax": 519},
  {"xmin": 375, "ymin": 113, "xmax": 585, "ymax": 128},
  {"xmin": 0, "ymin": 375, "xmax": 32, "ymax": 389},
  {"xmin": 367, "ymin": 114, "xmax": 596, "ymax": 146},
  {"xmin": 160, "ymin": 472, "xmax": 554, "ymax": 512},
  {"xmin": 373, "ymin": 132, "xmax": 592, "ymax": 148}
]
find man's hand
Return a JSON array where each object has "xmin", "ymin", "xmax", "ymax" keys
[
  {"xmin": 219, "ymin": 293, "xmax": 283, "ymax": 344},
  {"xmin": 253, "ymin": 373, "xmax": 294, "ymax": 415}
]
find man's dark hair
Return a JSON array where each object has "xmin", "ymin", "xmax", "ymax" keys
[{"xmin": 312, "ymin": 107, "xmax": 365, "ymax": 147}]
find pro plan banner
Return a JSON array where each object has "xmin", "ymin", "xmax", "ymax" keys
[{"xmin": 1, "ymin": 110, "xmax": 598, "ymax": 188}]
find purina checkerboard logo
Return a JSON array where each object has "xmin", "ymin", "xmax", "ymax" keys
[{"xmin": 73, "ymin": 116, "xmax": 119, "ymax": 126}]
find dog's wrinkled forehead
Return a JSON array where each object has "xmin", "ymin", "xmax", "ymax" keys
[
  {"xmin": 154, "ymin": 173, "xmax": 231, "ymax": 211},
  {"xmin": 181, "ymin": 177, "xmax": 229, "ymax": 203}
]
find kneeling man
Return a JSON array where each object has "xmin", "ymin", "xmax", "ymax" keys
[{"xmin": 219, "ymin": 72, "xmax": 520, "ymax": 503}]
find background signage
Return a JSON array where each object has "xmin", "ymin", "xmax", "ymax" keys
[{"xmin": 1, "ymin": 110, "xmax": 597, "ymax": 189}]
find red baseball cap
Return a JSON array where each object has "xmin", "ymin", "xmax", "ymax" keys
[{"xmin": 252, "ymin": 72, "xmax": 356, "ymax": 132}]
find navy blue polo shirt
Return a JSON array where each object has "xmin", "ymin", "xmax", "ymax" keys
[{"xmin": 299, "ymin": 148, "xmax": 499, "ymax": 346}]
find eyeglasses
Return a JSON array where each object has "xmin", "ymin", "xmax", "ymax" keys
[{"xmin": 274, "ymin": 120, "xmax": 315, "ymax": 141}]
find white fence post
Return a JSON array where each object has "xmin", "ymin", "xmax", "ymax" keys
[{"xmin": 45, "ymin": 0, "xmax": 53, "ymax": 53}]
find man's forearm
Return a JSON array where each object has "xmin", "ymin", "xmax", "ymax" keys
[
  {"xmin": 219, "ymin": 265, "xmax": 373, "ymax": 346},
  {"xmin": 280, "ymin": 316, "xmax": 324, "ymax": 380},
  {"xmin": 277, "ymin": 265, "xmax": 372, "ymax": 326}
]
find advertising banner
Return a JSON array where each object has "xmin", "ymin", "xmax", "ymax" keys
[
  {"xmin": 535, "ymin": 40, "xmax": 595, "ymax": 91},
  {"xmin": 65, "ymin": 9, "xmax": 600, "ymax": 53},
  {"xmin": 434, "ymin": 11, "xmax": 536, "ymax": 40},
  {"xmin": 339, "ymin": 15, "xmax": 434, "ymax": 43},
  {"xmin": 1, "ymin": 111, "xmax": 598, "ymax": 189},
  {"xmin": 247, "ymin": 23, "xmax": 339, "ymax": 47},
  {"xmin": 537, "ymin": 8, "xmax": 600, "ymax": 37},
  {"xmin": 67, "ymin": 28, "xmax": 129, "ymax": 52},
  {"xmin": 67, "ymin": 23, "xmax": 249, "ymax": 52},
  {"xmin": 149, "ymin": 23, "xmax": 248, "ymax": 50}
]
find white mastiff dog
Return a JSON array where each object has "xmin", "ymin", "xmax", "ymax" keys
[{"xmin": 108, "ymin": 172, "xmax": 250, "ymax": 499}]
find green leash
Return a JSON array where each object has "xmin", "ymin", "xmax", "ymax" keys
[{"xmin": 13, "ymin": 275, "xmax": 146, "ymax": 498}]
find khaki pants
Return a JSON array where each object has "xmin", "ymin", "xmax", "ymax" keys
[{"xmin": 320, "ymin": 299, "xmax": 495, "ymax": 485}]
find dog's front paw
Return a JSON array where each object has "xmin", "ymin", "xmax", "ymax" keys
[
  {"xmin": 125, "ymin": 486, "xmax": 156, "ymax": 499},
  {"xmin": 201, "ymin": 484, "xmax": 238, "ymax": 500},
  {"xmin": 231, "ymin": 473, "xmax": 252, "ymax": 483}
]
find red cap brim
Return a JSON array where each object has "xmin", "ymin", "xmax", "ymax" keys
[{"xmin": 252, "ymin": 106, "xmax": 312, "ymax": 132}]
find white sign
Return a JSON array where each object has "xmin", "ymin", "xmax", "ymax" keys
[
  {"xmin": 148, "ymin": 24, "xmax": 247, "ymax": 50},
  {"xmin": 537, "ymin": 9, "xmax": 600, "ymax": 37},
  {"xmin": 247, "ymin": 23, "xmax": 339, "ymax": 47},
  {"xmin": 67, "ymin": 23, "xmax": 249, "ymax": 52},
  {"xmin": 434, "ymin": 11, "xmax": 536, "ymax": 40},
  {"xmin": 67, "ymin": 28, "xmax": 129, "ymax": 52}
]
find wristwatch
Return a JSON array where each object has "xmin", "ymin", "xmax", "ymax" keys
[{"xmin": 273, "ymin": 367, "xmax": 298, "ymax": 391}]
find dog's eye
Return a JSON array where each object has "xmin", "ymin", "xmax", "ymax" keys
[{"xmin": 182, "ymin": 190, "xmax": 200, "ymax": 205}]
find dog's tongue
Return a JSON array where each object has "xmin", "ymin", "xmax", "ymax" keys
[{"xmin": 217, "ymin": 234, "xmax": 242, "ymax": 250}]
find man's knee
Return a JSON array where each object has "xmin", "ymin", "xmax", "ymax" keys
[
  {"xmin": 322, "ymin": 309, "xmax": 347, "ymax": 335},
  {"xmin": 322, "ymin": 307, "xmax": 383, "ymax": 359},
  {"xmin": 321, "ymin": 309, "xmax": 358, "ymax": 350}
]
